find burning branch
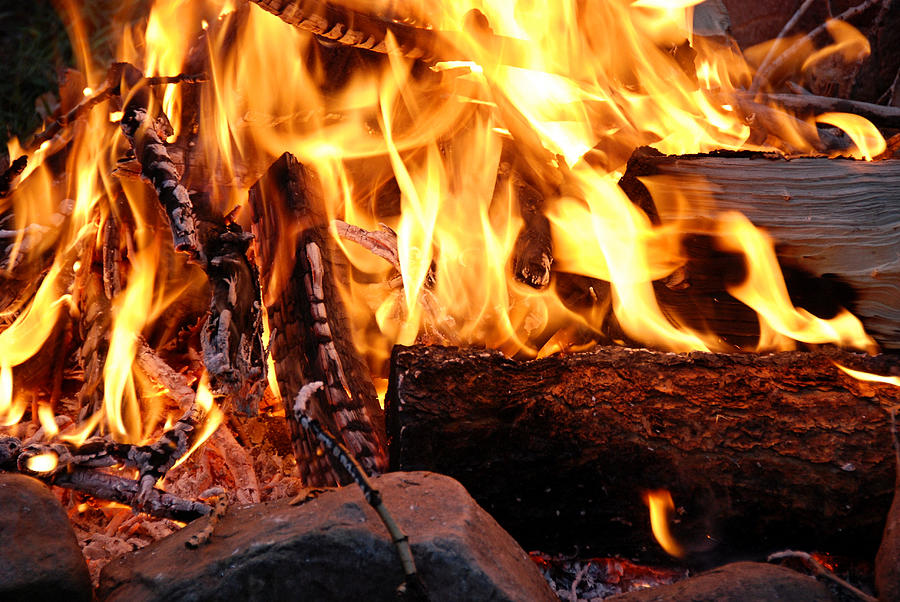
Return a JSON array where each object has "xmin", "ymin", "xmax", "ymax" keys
[
  {"xmin": 249, "ymin": 153, "xmax": 388, "ymax": 487},
  {"xmin": 119, "ymin": 63, "xmax": 203, "ymax": 261}
]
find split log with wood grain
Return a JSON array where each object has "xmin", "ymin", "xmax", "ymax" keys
[
  {"xmin": 386, "ymin": 344, "xmax": 900, "ymax": 561},
  {"xmin": 619, "ymin": 149, "xmax": 900, "ymax": 351}
]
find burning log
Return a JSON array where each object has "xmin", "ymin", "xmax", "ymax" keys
[
  {"xmin": 619, "ymin": 149, "xmax": 900, "ymax": 351},
  {"xmin": 118, "ymin": 63, "xmax": 267, "ymax": 405},
  {"xmin": 248, "ymin": 152, "xmax": 387, "ymax": 487},
  {"xmin": 386, "ymin": 344, "xmax": 900, "ymax": 559}
]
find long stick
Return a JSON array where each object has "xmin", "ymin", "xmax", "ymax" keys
[
  {"xmin": 735, "ymin": 91, "xmax": 900, "ymax": 129},
  {"xmin": 293, "ymin": 382, "xmax": 428, "ymax": 601}
]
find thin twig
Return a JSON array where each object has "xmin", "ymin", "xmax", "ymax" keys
[
  {"xmin": 27, "ymin": 68, "xmax": 206, "ymax": 153},
  {"xmin": 186, "ymin": 488, "xmax": 228, "ymax": 548},
  {"xmin": 749, "ymin": 0, "xmax": 817, "ymax": 93},
  {"xmin": 767, "ymin": 550, "xmax": 878, "ymax": 602},
  {"xmin": 750, "ymin": 0, "xmax": 882, "ymax": 94},
  {"xmin": 735, "ymin": 91, "xmax": 900, "ymax": 129},
  {"xmin": 293, "ymin": 382, "xmax": 428, "ymax": 600}
]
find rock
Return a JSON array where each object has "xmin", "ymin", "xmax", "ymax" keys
[
  {"xmin": 99, "ymin": 471, "xmax": 555, "ymax": 601},
  {"xmin": 0, "ymin": 473, "xmax": 92, "ymax": 601},
  {"xmin": 607, "ymin": 561, "xmax": 835, "ymax": 601}
]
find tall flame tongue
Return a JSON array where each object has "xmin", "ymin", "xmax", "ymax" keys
[{"xmin": 0, "ymin": 0, "xmax": 886, "ymax": 442}]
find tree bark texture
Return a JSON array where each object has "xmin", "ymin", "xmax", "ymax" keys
[{"xmin": 387, "ymin": 344, "xmax": 900, "ymax": 561}]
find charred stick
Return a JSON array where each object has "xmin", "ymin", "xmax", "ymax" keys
[
  {"xmin": 119, "ymin": 63, "xmax": 203, "ymax": 261},
  {"xmin": 735, "ymin": 91, "xmax": 900, "ymax": 130},
  {"xmin": 294, "ymin": 382, "xmax": 427, "ymax": 601},
  {"xmin": 186, "ymin": 488, "xmax": 228, "ymax": 548},
  {"xmin": 334, "ymin": 219, "xmax": 457, "ymax": 342},
  {"xmin": 53, "ymin": 469, "xmax": 211, "ymax": 522},
  {"xmin": 29, "ymin": 67, "xmax": 206, "ymax": 152},
  {"xmin": 119, "ymin": 63, "xmax": 266, "ymax": 403},
  {"xmin": 334, "ymin": 220, "xmax": 401, "ymax": 272},
  {"xmin": 767, "ymin": 551, "xmax": 877, "ymax": 602},
  {"xmin": 250, "ymin": 0, "xmax": 525, "ymax": 66},
  {"xmin": 0, "ymin": 155, "xmax": 27, "ymax": 199}
]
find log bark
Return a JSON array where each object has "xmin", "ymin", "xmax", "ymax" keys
[
  {"xmin": 619, "ymin": 149, "xmax": 900, "ymax": 351},
  {"xmin": 249, "ymin": 152, "xmax": 387, "ymax": 487},
  {"xmin": 386, "ymin": 344, "xmax": 900, "ymax": 560}
]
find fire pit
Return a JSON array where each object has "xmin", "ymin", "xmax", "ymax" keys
[{"xmin": 1, "ymin": 1, "xmax": 899, "ymax": 600}]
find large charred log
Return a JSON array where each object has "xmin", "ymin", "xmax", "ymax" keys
[
  {"xmin": 248, "ymin": 152, "xmax": 387, "ymax": 487},
  {"xmin": 386, "ymin": 344, "xmax": 900, "ymax": 560}
]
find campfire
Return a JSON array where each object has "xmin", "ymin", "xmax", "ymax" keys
[{"xmin": 1, "ymin": 0, "xmax": 899, "ymax": 599}]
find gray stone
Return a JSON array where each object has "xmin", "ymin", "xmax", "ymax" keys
[
  {"xmin": 608, "ymin": 561, "xmax": 835, "ymax": 601},
  {"xmin": 99, "ymin": 471, "xmax": 555, "ymax": 601},
  {"xmin": 0, "ymin": 473, "xmax": 92, "ymax": 601}
]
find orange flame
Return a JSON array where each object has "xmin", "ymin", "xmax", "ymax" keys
[
  {"xmin": 0, "ymin": 0, "xmax": 888, "ymax": 447},
  {"xmin": 644, "ymin": 489, "xmax": 685, "ymax": 558}
]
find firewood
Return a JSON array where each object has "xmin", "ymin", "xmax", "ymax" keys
[
  {"xmin": 53, "ymin": 469, "xmax": 211, "ymax": 523},
  {"xmin": 386, "ymin": 344, "xmax": 900, "ymax": 559},
  {"xmin": 619, "ymin": 149, "xmax": 900, "ymax": 351},
  {"xmin": 249, "ymin": 152, "xmax": 388, "ymax": 487},
  {"xmin": 735, "ymin": 92, "xmax": 900, "ymax": 130},
  {"xmin": 118, "ymin": 63, "xmax": 267, "ymax": 406},
  {"xmin": 249, "ymin": 0, "xmax": 526, "ymax": 65}
]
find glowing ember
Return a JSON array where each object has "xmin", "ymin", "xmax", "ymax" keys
[{"xmin": 25, "ymin": 451, "xmax": 59, "ymax": 474}]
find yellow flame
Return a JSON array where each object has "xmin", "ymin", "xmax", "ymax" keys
[
  {"xmin": 0, "ymin": 364, "xmax": 26, "ymax": 426},
  {"xmin": 718, "ymin": 212, "xmax": 875, "ymax": 352},
  {"xmin": 37, "ymin": 404, "xmax": 59, "ymax": 439},
  {"xmin": 25, "ymin": 452, "xmax": 59, "ymax": 474},
  {"xmin": 173, "ymin": 374, "xmax": 224, "ymax": 469},
  {"xmin": 644, "ymin": 489, "xmax": 685, "ymax": 558},
  {"xmin": 816, "ymin": 112, "xmax": 886, "ymax": 161},
  {"xmin": 834, "ymin": 364, "xmax": 900, "ymax": 388}
]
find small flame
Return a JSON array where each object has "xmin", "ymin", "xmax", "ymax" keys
[
  {"xmin": 37, "ymin": 405, "xmax": 59, "ymax": 439},
  {"xmin": 815, "ymin": 112, "xmax": 886, "ymax": 161},
  {"xmin": 644, "ymin": 489, "xmax": 685, "ymax": 558},
  {"xmin": 834, "ymin": 363, "xmax": 900, "ymax": 388},
  {"xmin": 173, "ymin": 374, "xmax": 224, "ymax": 469},
  {"xmin": 25, "ymin": 452, "xmax": 59, "ymax": 474},
  {"xmin": 718, "ymin": 212, "xmax": 875, "ymax": 352}
]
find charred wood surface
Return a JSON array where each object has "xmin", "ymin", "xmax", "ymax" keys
[
  {"xmin": 119, "ymin": 63, "xmax": 266, "ymax": 405},
  {"xmin": 620, "ymin": 150, "xmax": 900, "ymax": 351},
  {"xmin": 249, "ymin": 152, "xmax": 387, "ymax": 487},
  {"xmin": 387, "ymin": 344, "xmax": 900, "ymax": 560}
]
